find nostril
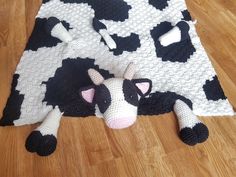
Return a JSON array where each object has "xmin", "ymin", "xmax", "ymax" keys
[{"xmin": 105, "ymin": 117, "xmax": 136, "ymax": 129}]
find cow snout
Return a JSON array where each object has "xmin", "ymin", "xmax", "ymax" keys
[{"xmin": 105, "ymin": 117, "xmax": 137, "ymax": 129}]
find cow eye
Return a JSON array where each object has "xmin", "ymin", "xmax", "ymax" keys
[
  {"xmin": 123, "ymin": 80, "xmax": 139, "ymax": 107},
  {"xmin": 103, "ymin": 100, "xmax": 107, "ymax": 104}
]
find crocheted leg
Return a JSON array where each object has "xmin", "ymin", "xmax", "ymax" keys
[
  {"xmin": 45, "ymin": 17, "xmax": 73, "ymax": 43},
  {"xmin": 159, "ymin": 21, "xmax": 190, "ymax": 47},
  {"xmin": 25, "ymin": 106, "xmax": 62, "ymax": 156},
  {"xmin": 92, "ymin": 18, "xmax": 117, "ymax": 49},
  {"xmin": 174, "ymin": 100, "xmax": 209, "ymax": 146}
]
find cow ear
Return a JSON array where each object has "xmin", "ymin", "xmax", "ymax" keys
[
  {"xmin": 79, "ymin": 86, "xmax": 95, "ymax": 104},
  {"xmin": 132, "ymin": 79, "xmax": 152, "ymax": 97}
]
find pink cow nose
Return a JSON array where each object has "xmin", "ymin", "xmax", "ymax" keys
[{"xmin": 105, "ymin": 117, "xmax": 137, "ymax": 129}]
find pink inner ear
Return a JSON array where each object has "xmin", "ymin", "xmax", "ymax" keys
[
  {"xmin": 135, "ymin": 82, "xmax": 150, "ymax": 95},
  {"xmin": 81, "ymin": 88, "xmax": 95, "ymax": 103}
]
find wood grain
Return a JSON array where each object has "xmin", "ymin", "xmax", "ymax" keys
[{"xmin": 0, "ymin": 0, "xmax": 236, "ymax": 176}]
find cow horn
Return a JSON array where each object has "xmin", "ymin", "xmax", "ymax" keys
[
  {"xmin": 88, "ymin": 69, "xmax": 104, "ymax": 85},
  {"xmin": 123, "ymin": 62, "xmax": 135, "ymax": 80}
]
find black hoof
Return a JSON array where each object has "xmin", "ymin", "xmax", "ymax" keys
[
  {"xmin": 193, "ymin": 123, "xmax": 209, "ymax": 143},
  {"xmin": 179, "ymin": 123, "xmax": 209, "ymax": 146},
  {"xmin": 176, "ymin": 21, "xmax": 190, "ymax": 41},
  {"xmin": 37, "ymin": 135, "xmax": 57, "ymax": 156},
  {"xmin": 25, "ymin": 131, "xmax": 43, "ymax": 152},
  {"xmin": 45, "ymin": 17, "xmax": 60, "ymax": 34},
  {"xmin": 179, "ymin": 127, "xmax": 198, "ymax": 146},
  {"xmin": 25, "ymin": 131, "xmax": 57, "ymax": 156}
]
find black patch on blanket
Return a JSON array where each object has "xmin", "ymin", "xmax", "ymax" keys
[
  {"xmin": 148, "ymin": 0, "xmax": 170, "ymax": 10},
  {"xmin": 138, "ymin": 91, "xmax": 193, "ymax": 115},
  {"xmin": 93, "ymin": 18, "xmax": 107, "ymax": 32},
  {"xmin": 25, "ymin": 18, "xmax": 71, "ymax": 51},
  {"xmin": 42, "ymin": 0, "xmax": 51, "ymax": 3},
  {"xmin": 45, "ymin": 17, "xmax": 61, "ymax": 34},
  {"xmin": 203, "ymin": 76, "xmax": 227, "ymax": 101},
  {"xmin": 0, "ymin": 74, "xmax": 24, "ymax": 126},
  {"xmin": 181, "ymin": 10, "xmax": 192, "ymax": 21},
  {"xmin": 150, "ymin": 21, "xmax": 196, "ymax": 63},
  {"xmin": 42, "ymin": 58, "xmax": 114, "ymax": 116},
  {"xmin": 102, "ymin": 33, "xmax": 141, "ymax": 55},
  {"xmin": 60, "ymin": 0, "xmax": 131, "ymax": 22}
]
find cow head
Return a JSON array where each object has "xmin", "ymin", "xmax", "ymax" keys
[{"xmin": 79, "ymin": 63, "xmax": 152, "ymax": 129}]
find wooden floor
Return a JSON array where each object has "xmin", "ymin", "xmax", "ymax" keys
[{"xmin": 0, "ymin": 0, "xmax": 236, "ymax": 176}]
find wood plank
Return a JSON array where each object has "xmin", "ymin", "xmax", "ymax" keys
[{"xmin": 0, "ymin": 0, "xmax": 236, "ymax": 177}]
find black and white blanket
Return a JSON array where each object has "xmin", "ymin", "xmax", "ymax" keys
[{"xmin": 1, "ymin": 0, "xmax": 234, "ymax": 126}]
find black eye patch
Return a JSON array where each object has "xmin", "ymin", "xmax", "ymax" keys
[
  {"xmin": 94, "ymin": 84, "xmax": 111, "ymax": 113},
  {"xmin": 122, "ymin": 80, "xmax": 139, "ymax": 107}
]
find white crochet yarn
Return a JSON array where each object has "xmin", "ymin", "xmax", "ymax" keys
[
  {"xmin": 36, "ymin": 106, "xmax": 63, "ymax": 137},
  {"xmin": 174, "ymin": 100, "xmax": 201, "ymax": 129},
  {"xmin": 99, "ymin": 29, "xmax": 117, "ymax": 49},
  {"xmin": 11, "ymin": 0, "xmax": 234, "ymax": 126},
  {"xmin": 51, "ymin": 22, "xmax": 73, "ymax": 43},
  {"xmin": 102, "ymin": 78, "xmax": 138, "ymax": 129},
  {"xmin": 159, "ymin": 26, "xmax": 182, "ymax": 46},
  {"xmin": 88, "ymin": 69, "xmax": 105, "ymax": 85}
]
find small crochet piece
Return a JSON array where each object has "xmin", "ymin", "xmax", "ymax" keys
[
  {"xmin": 159, "ymin": 21, "xmax": 190, "ymax": 46},
  {"xmin": 45, "ymin": 17, "xmax": 73, "ymax": 43},
  {"xmin": 93, "ymin": 18, "xmax": 117, "ymax": 49},
  {"xmin": 80, "ymin": 63, "xmax": 152, "ymax": 129}
]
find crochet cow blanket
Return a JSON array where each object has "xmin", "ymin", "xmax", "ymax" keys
[{"xmin": 0, "ymin": 0, "xmax": 235, "ymax": 156}]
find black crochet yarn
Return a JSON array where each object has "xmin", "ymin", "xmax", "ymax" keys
[
  {"xmin": 101, "ymin": 33, "xmax": 141, "ymax": 56},
  {"xmin": 25, "ymin": 131, "xmax": 57, "ymax": 156},
  {"xmin": 148, "ymin": 0, "xmax": 170, "ymax": 10},
  {"xmin": 60, "ymin": 0, "xmax": 131, "ymax": 22},
  {"xmin": 181, "ymin": 10, "xmax": 192, "ymax": 21},
  {"xmin": 179, "ymin": 127, "xmax": 198, "ymax": 146},
  {"xmin": 203, "ymin": 76, "xmax": 227, "ymax": 101},
  {"xmin": 44, "ymin": 17, "xmax": 61, "ymax": 35},
  {"xmin": 0, "ymin": 74, "xmax": 24, "ymax": 126},
  {"xmin": 42, "ymin": 57, "xmax": 114, "ymax": 116},
  {"xmin": 193, "ymin": 123, "xmax": 209, "ymax": 143},
  {"xmin": 25, "ymin": 18, "xmax": 71, "ymax": 51},
  {"xmin": 150, "ymin": 21, "xmax": 196, "ymax": 63},
  {"xmin": 138, "ymin": 91, "xmax": 193, "ymax": 115},
  {"xmin": 25, "ymin": 131, "xmax": 43, "ymax": 153},
  {"xmin": 179, "ymin": 123, "xmax": 209, "ymax": 146}
]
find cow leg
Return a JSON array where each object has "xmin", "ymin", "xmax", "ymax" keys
[
  {"xmin": 158, "ymin": 21, "xmax": 190, "ymax": 47},
  {"xmin": 25, "ymin": 106, "xmax": 63, "ymax": 156},
  {"xmin": 45, "ymin": 17, "xmax": 73, "ymax": 43},
  {"xmin": 173, "ymin": 100, "xmax": 209, "ymax": 146}
]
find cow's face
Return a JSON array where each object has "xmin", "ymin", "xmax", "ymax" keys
[{"xmin": 80, "ymin": 63, "xmax": 152, "ymax": 129}]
